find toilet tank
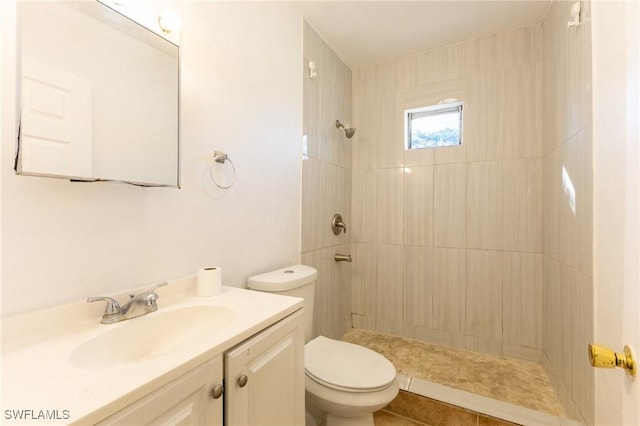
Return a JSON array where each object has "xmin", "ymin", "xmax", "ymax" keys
[{"xmin": 247, "ymin": 265, "xmax": 317, "ymax": 342}]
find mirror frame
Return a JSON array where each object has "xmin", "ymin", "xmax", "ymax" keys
[{"xmin": 14, "ymin": 0, "xmax": 181, "ymax": 188}]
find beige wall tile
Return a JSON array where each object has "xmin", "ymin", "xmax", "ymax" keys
[
  {"xmin": 404, "ymin": 324, "xmax": 468, "ymax": 350},
  {"xmin": 325, "ymin": 164, "xmax": 351, "ymax": 248},
  {"xmin": 351, "ymin": 314, "xmax": 376, "ymax": 330},
  {"xmin": 401, "ymin": 54, "xmax": 418, "ymax": 89},
  {"xmin": 415, "ymin": 47, "xmax": 444, "ymax": 86},
  {"xmin": 301, "ymin": 157, "xmax": 322, "ymax": 252},
  {"xmin": 377, "ymin": 168, "xmax": 404, "ymax": 244},
  {"xmin": 566, "ymin": 19, "xmax": 593, "ymax": 140},
  {"xmin": 471, "ymin": 32, "xmax": 498, "ymax": 74},
  {"xmin": 378, "ymin": 91, "xmax": 404, "ymax": 168},
  {"xmin": 319, "ymin": 162, "xmax": 336, "ymax": 248},
  {"xmin": 302, "ymin": 23, "xmax": 352, "ymax": 341},
  {"xmin": 352, "ymin": 67, "xmax": 379, "ymax": 171},
  {"xmin": 546, "ymin": 7, "xmax": 569, "ymax": 147},
  {"xmin": 467, "ymin": 72, "xmax": 503, "ymax": 161},
  {"xmin": 502, "ymin": 343, "xmax": 543, "ymax": 362},
  {"xmin": 303, "ymin": 245, "xmax": 352, "ymax": 340},
  {"xmin": 350, "ymin": 242, "xmax": 377, "ymax": 316},
  {"xmin": 558, "ymin": 138, "xmax": 578, "ymax": 268},
  {"xmin": 577, "ymin": 127, "xmax": 593, "ymax": 278},
  {"xmin": 465, "ymin": 335, "xmax": 504, "ymax": 357},
  {"xmin": 502, "ymin": 62, "xmax": 543, "ymax": 159},
  {"xmin": 303, "ymin": 56, "xmax": 319, "ymax": 160},
  {"xmin": 571, "ymin": 273, "xmax": 594, "ymax": 424},
  {"xmin": 404, "ymin": 145, "xmax": 434, "ymax": 167},
  {"xmin": 349, "ymin": 22, "xmax": 555, "ymax": 376},
  {"xmin": 376, "ymin": 243, "xmax": 404, "ymax": 322},
  {"xmin": 542, "ymin": 256, "xmax": 563, "ymax": 372},
  {"xmin": 404, "ymin": 166, "xmax": 434, "ymax": 246},
  {"xmin": 301, "ymin": 248, "xmax": 322, "ymax": 338},
  {"xmin": 375, "ymin": 318, "xmax": 405, "ymax": 336},
  {"xmin": 543, "ymin": 6, "xmax": 594, "ymax": 424},
  {"xmin": 404, "ymin": 245, "xmax": 434, "ymax": 327},
  {"xmin": 434, "ymin": 142, "xmax": 467, "ymax": 165},
  {"xmin": 467, "ymin": 161, "xmax": 503, "ymax": 250},
  {"xmin": 502, "ymin": 252, "xmax": 543, "ymax": 349},
  {"xmin": 351, "ymin": 169, "xmax": 377, "ymax": 243},
  {"xmin": 433, "ymin": 248, "xmax": 466, "ymax": 334},
  {"xmin": 544, "ymin": 148, "xmax": 562, "ymax": 259},
  {"xmin": 558, "ymin": 265, "xmax": 576, "ymax": 388},
  {"xmin": 443, "ymin": 42, "xmax": 466, "ymax": 81},
  {"xmin": 503, "ymin": 158, "xmax": 543, "ymax": 252},
  {"xmin": 466, "ymin": 249, "xmax": 502, "ymax": 341},
  {"xmin": 434, "ymin": 163, "xmax": 466, "ymax": 248}
]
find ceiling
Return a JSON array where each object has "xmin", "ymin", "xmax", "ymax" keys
[{"xmin": 294, "ymin": 1, "xmax": 552, "ymax": 69}]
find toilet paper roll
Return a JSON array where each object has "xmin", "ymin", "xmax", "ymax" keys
[{"xmin": 197, "ymin": 267, "xmax": 222, "ymax": 297}]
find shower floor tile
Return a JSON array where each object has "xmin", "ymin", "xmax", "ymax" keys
[{"xmin": 342, "ymin": 328, "xmax": 566, "ymax": 418}]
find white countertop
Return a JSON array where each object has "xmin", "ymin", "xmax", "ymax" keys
[{"xmin": 1, "ymin": 277, "xmax": 303, "ymax": 425}]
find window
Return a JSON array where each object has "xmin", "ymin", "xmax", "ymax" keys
[{"xmin": 405, "ymin": 101, "xmax": 463, "ymax": 150}]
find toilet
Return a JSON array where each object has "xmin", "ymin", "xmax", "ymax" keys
[{"xmin": 247, "ymin": 265, "xmax": 399, "ymax": 426}]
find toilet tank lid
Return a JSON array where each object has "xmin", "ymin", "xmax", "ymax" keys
[{"xmin": 247, "ymin": 264, "xmax": 317, "ymax": 292}]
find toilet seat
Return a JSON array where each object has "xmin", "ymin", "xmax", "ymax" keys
[{"xmin": 305, "ymin": 336, "xmax": 396, "ymax": 393}]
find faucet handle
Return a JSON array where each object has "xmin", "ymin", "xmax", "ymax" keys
[
  {"xmin": 87, "ymin": 296, "xmax": 121, "ymax": 315},
  {"xmin": 138, "ymin": 282, "xmax": 168, "ymax": 307},
  {"xmin": 149, "ymin": 281, "xmax": 168, "ymax": 293}
]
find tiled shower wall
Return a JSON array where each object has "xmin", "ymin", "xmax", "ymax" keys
[
  {"xmin": 542, "ymin": 1, "xmax": 594, "ymax": 424},
  {"xmin": 301, "ymin": 22, "xmax": 353, "ymax": 340},
  {"xmin": 350, "ymin": 25, "xmax": 545, "ymax": 360}
]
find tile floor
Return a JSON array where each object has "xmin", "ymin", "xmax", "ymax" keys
[
  {"xmin": 342, "ymin": 328, "xmax": 566, "ymax": 418},
  {"xmin": 373, "ymin": 390, "xmax": 520, "ymax": 426}
]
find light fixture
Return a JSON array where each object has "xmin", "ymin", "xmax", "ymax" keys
[{"xmin": 158, "ymin": 9, "xmax": 182, "ymax": 34}]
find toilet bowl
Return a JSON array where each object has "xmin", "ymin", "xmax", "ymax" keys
[
  {"xmin": 247, "ymin": 265, "xmax": 399, "ymax": 426},
  {"xmin": 305, "ymin": 336, "xmax": 399, "ymax": 426}
]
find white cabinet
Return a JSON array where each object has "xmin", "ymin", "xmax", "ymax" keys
[
  {"xmin": 95, "ymin": 309, "xmax": 304, "ymax": 426},
  {"xmin": 225, "ymin": 310, "xmax": 305, "ymax": 426},
  {"xmin": 97, "ymin": 356, "xmax": 224, "ymax": 426}
]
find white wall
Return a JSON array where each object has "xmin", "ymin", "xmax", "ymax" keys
[
  {"xmin": 1, "ymin": 1, "xmax": 303, "ymax": 315},
  {"xmin": 592, "ymin": 1, "xmax": 640, "ymax": 424}
]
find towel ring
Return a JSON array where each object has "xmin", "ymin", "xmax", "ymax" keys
[{"xmin": 209, "ymin": 151, "xmax": 236, "ymax": 189}]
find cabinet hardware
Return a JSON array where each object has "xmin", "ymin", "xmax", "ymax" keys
[
  {"xmin": 237, "ymin": 375, "xmax": 248, "ymax": 388},
  {"xmin": 211, "ymin": 383, "xmax": 224, "ymax": 399}
]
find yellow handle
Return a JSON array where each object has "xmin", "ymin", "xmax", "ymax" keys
[{"xmin": 588, "ymin": 343, "xmax": 636, "ymax": 377}]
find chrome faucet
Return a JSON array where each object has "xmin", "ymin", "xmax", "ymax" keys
[{"xmin": 87, "ymin": 282, "xmax": 167, "ymax": 324}]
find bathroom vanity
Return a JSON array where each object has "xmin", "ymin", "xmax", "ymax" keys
[{"xmin": 1, "ymin": 277, "xmax": 305, "ymax": 425}]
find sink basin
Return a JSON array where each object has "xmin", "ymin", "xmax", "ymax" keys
[{"xmin": 70, "ymin": 305, "xmax": 235, "ymax": 369}]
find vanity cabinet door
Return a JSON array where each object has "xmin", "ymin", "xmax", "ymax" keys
[
  {"xmin": 225, "ymin": 309, "xmax": 305, "ymax": 426},
  {"xmin": 96, "ymin": 356, "xmax": 223, "ymax": 426}
]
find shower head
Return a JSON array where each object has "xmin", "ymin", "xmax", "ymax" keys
[
  {"xmin": 336, "ymin": 120, "xmax": 356, "ymax": 139},
  {"xmin": 344, "ymin": 127, "xmax": 356, "ymax": 138}
]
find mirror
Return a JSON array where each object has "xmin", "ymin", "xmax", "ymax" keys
[{"xmin": 16, "ymin": 0, "xmax": 180, "ymax": 187}]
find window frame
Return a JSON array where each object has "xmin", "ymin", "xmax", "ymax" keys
[{"xmin": 405, "ymin": 101, "xmax": 464, "ymax": 150}]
